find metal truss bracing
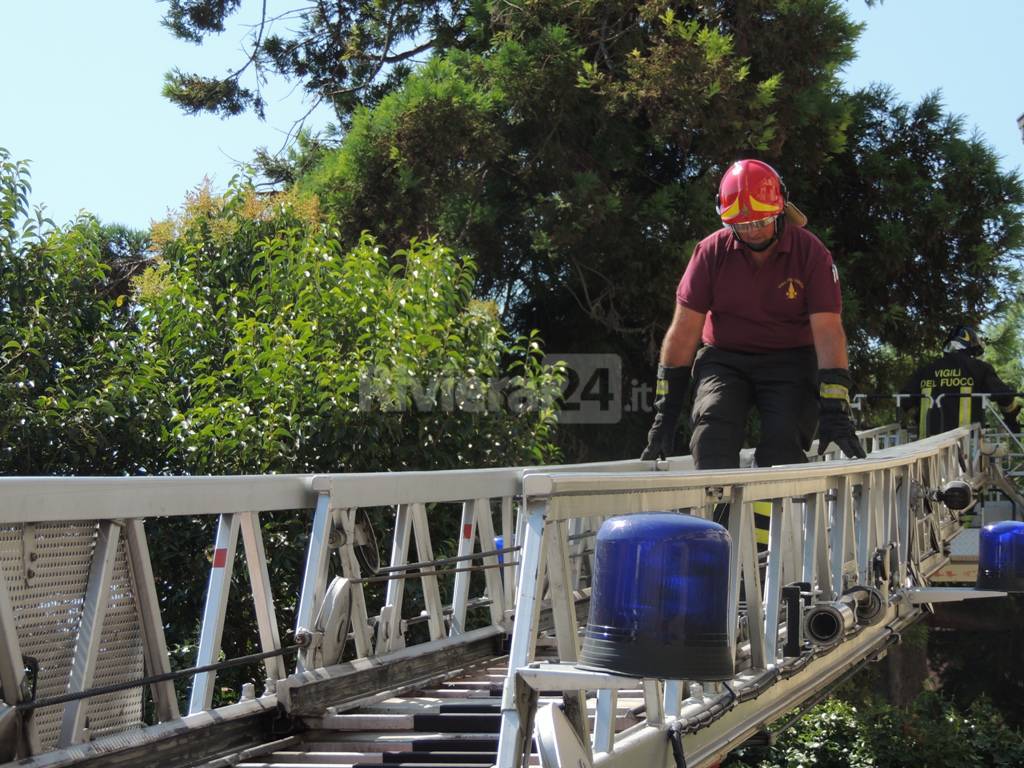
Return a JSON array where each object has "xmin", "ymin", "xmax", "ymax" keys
[
  {"xmin": 0, "ymin": 453, "xmax": 687, "ymax": 764},
  {"xmin": 0, "ymin": 423, "xmax": 1017, "ymax": 768},
  {"xmin": 496, "ymin": 427, "xmax": 1011, "ymax": 768}
]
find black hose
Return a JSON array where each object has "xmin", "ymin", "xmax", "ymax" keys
[
  {"xmin": 15, "ymin": 644, "xmax": 301, "ymax": 712},
  {"xmin": 668, "ymin": 723, "xmax": 688, "ymax": 768}
]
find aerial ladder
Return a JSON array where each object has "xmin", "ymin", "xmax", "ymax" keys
[{"xmin": 0, "ymin": 419, "xmax": 1021, "ymax": 768}]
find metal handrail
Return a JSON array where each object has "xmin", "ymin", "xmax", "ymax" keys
[
  {"xmin": 0, "ymin": 421, "xmax": 921, "ymax": 763},
  {"xmin": 496, "ymin": 426, "xmax": 1005, "ymax": 767}
]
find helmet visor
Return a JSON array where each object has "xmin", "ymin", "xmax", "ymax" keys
[{"xmin": 731, "ymin": 217, "xmax": 776, "ymax": 235}]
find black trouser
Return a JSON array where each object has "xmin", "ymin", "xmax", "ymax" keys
[
  {"xmin": 692, "ymin": 345, "xmax": 818, "ymax": 551},
  {"xmin": 689, "ymin": 345, "xmax": 819, "ymax": 469}
]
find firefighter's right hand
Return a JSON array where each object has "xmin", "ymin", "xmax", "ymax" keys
[{"xmin": 640, "ymin": 365, "xmax": 691, "ymax": 460}]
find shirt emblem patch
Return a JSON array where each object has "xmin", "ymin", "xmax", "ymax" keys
[{"xmin": 778, "ymin": 277, "xmax": 805, "ymax": 300}]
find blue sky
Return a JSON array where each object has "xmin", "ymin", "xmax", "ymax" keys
[{"xmin": 2, "ymin": 1, "xmax": 1022, "ymax": 231}]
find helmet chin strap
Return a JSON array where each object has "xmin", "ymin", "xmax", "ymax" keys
[{"xmin": 734, "ymin": 214, "xmax": 785, "ymax": 252}]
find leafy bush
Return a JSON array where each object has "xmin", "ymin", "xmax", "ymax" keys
[
  {"xmin": 726, "ymin": 693, "xmax": 1024, "ymax": 768},
  {"xmin": 137, "ymin": 181, "xmax": 563, "ymax": 474}
]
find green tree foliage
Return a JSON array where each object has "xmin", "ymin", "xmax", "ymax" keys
[
  {"xmin": 162, "ymin": 0, "xmax": 468, "ymax": 121},
  {"xmin": 299, "ymin": 0, "xmax": 859, "ymax": 347},
  {"xmin": 136, "ymin": 182, "xmax": 562, "ymax": 474},
  {"xmin": 1, "ymin": 151, "xmax": 562, "ymax": 476},
  {"xmin": 927, "ymin": 597, "xmax": 1024, "ymax": 730},
  {"xmin": 983, "ymin": 302, "xmax": 1024, "ymax": 390},
  {"xmin": 726, "ymin": 694, "xmax": 1024, "ymax": 768},
  {"xmin": 280, "ymin": 0, "xmax": 856, "ymax": 452},
  {"xmin": 295, "ymin": 2, "xmax": 1023, "ymax": 449},
  {"xmin": 0, "ymin": 148, "xmax": 143, "ymax": 473},
  {"xmin": 812, "ymin": 88, "xmax": 1024, "ymax": 393},
  {"xmin": 160, "ymin": 1, "xmax": 1024, "ymax": 455}
]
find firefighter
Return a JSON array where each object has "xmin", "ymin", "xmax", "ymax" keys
[
  {"xmin": 641, "ymin": 159, "xmax": 866, "ymax": 542},
  {"xmin": 899, "ymin": 325, "xmax": 1020, "ymax": 437}
]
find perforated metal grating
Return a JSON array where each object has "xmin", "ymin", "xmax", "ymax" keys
[{"xmin": 1, "ymin": 522, "xmax": 146, "ymax": 749}]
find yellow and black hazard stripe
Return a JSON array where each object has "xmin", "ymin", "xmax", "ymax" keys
[
  {"xmin": 714, "ymin": 501, "xmax": 771, "ymax": 550},
  {"xmin": 753, "ymin": 501, "xmax": 771, "ymax": 550}
]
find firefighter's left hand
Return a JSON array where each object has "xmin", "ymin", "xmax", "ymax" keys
[
  {"xmin": 816, "ymin": 368, "xmax": 867, "ymax": 459},
  {"xmin": 817, "ymin": 404, "xmax": 867, "ymax": 459}
]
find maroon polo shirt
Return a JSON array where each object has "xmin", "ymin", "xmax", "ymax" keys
[{"xmin": 675, "ymin": 225, "xmax": 841, "ymax": 352}]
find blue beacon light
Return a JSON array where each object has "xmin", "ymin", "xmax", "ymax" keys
[
  {"xmin": 578, "ymin": 512, "xmax": 733, "ymax": 680},
  {"xmin": 976, "ymin": 521, "xmax": 1024, "ymax": 593}
]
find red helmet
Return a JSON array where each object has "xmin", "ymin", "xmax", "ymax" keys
[{"xmin": 716, "ymin": 159, "xmax": 785, "ymax": 225}]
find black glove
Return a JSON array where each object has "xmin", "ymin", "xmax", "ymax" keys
[
  {"xmin": 641, "ymin": 365, "xmax": 691, "ymax": 460},
  {"xmin": 816, "ymin": 368, "xmax": 867, "ymax": 459}
]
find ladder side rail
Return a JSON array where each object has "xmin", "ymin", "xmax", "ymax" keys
[
  {"xmin": 802, "ymin": 491, "xmax": 829, "ymax": 596},
  {"xmin": 501, "ymin": 495, "xmax": 516, "ymax": 614},
  {"xmin": 410, "ymin": 502, "xmax": 446, "ymax": 641},
  {"xmin": 896, "ymin": 464, "xmax": 913, "ymax": 586},
  {"xmin": 663, "ymin": 679, "xmax": 684, "ymax": 721},
  {"xmin": 643, "ymin": 680, "xmax": 665, "ymax": 726},
  {"xmin": 336, "ymin": 508, "xmax": 373, "ymax": 657},
  {"xmin": 854, "ymin": 471, "xmax": 876, "ymax": 586},
  {"xmin": 238, "ymin": 511, "xmax": 286, "ymax": 685},
  {"xmin": 497, "ymin": 500, "xmax": 547, "ymax": 768},
  {"xmin": 448, "ymin": 500, "xmax": 478, "ymax": 637},
  {"xmin": 738, "ymin": 499, "xmax": 767, "ymax": 669},
  {"xmin": 0, "ymin": 476, "xmax": 315, "ymax": 527},
  {"xmin": 294, "ymin": 492, "xmax": 334, "ymax": 673},
  {"xmin": 59, "ymin": 520, "xmax": 122, "ymax": 746},
  {"xmin": 568, "ymin": 515, "xmax": 587, "ymax": 592},
  {"xmin": 829, "ymin": 476, "xmax": 852, "ymax": 599},
  {"xmin": 188, "ymin": 513, "xmax": 240, "ymax": 715},
  {"xmin": 782, "ymin": 496, "xmax": 802, "ymax": 588},
  {"xmin": 124, "ymin": 519, "xmax": 180, "ymax": 722},
  {"xmin": 473, "ymin": 497, "xmax": 507, "ymax": 631},
  {"xmin": 878, "ymin": 469, "xmax": 894, "ymax": 599},
  {"xmin": 377, "ymin": 504, "xmax": 413, "ymax": 654},
  {"xmin": 762, "ymin": 498, "xmax": 786, "ymax": 666},
  {"xmin": 511, "ymin": 496, "xmax": 529, "ymax": 613},
  {"xmin": 544, "ymin": 515, "xmax": 590, "ymax": 753},
  {"xmin": 926, "ymin": 455, "xmax": 944, "ymax": 553},
  {"xmin": 593, "ymin": 687, "xmax": 619, "ymax": 754},
  {"xmin": 725, "ymin": 486, "xmax": 746, "ymax": 664}
]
